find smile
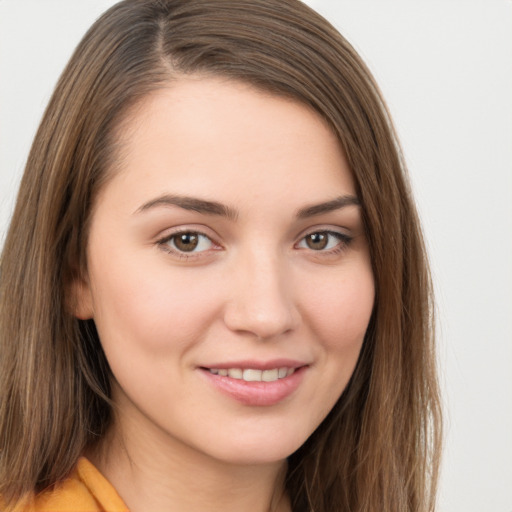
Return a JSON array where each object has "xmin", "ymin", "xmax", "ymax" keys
[
  {"xmin": 200, "ymin": 363, "xmax": 307, "ymax": 406},
  {"xmin": 207, "ymin": 367, "xmax": 295, "ymax": 382}
]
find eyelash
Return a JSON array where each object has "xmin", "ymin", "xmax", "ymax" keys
[{"xmin": 157, "ymin": 229, "xmax": 353, "ymax": 259}]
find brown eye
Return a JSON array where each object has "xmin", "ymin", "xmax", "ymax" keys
[
  {"xmin": 305, "ymin": 232, "xmax": 328, "ymax": 250},
  {"xmin": 173, "ymin": 233, "xmax": 199, "ymax": 252},
  {"xmin": 298, "ymin": 231, "xmax": 351, "ymax": 252},
  {"xmin": 161, "ymin": 231, "xmax": 214, "ymax": 254}
]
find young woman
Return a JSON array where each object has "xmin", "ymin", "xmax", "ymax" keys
[{"xmin": 0, "ymin": 1, "xmax": 442, "ymax": 511}]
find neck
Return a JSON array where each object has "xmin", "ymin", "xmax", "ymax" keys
[{"xmin": 88, "ymin": 405, "xmax": 290, "ymax": 512}]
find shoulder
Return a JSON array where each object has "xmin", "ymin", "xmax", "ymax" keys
[{"xmin": 12, "ymin": 458, "xmax": 129, "ymax": 512}]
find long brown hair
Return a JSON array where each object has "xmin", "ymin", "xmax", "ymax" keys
[{"xmin": 0, "ymin": 1, "xmax": 442, "ymax": 510}]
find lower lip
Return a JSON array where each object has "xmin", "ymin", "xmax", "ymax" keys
[{"xmin": 200, "ymin": 367, "xmax": 307, "ymax": 406}]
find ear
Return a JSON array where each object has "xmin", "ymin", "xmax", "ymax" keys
[{"xmin": 67, "ymin": 272, "xmax": 94, "ymax": 320}]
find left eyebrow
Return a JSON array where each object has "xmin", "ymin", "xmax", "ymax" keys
[
  {"xmin": 296, "ymin": 195, "xmax": 360, "ymax": 219},
  {"xmin": 134, "ymin": 194, "xmax": 239, "ymax": 221}
]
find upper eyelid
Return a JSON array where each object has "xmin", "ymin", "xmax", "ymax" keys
[
  {"xmin": 159, "ymin": 230, "xmax": 211, "ymax": 243},
  {"xmin": 297, "ymin": 225, "xmax": 351, "ymax": 240},
  {"xmin": 156, "ymin": 225, "xmax": 220, "ymax": 243},
  {"xmin": 296, "ymin": 230, "xmax": 351, "ymax": 244}
]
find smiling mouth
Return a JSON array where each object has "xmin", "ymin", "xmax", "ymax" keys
[
  {"xmin": 206, "ymin": 367, "xmax": 296, "ymax": 382},
  {"xmin": 200, "ymin": 364, "xmax": 307, "ymax": 405}
]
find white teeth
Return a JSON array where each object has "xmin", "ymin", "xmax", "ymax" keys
[
  {"xmin": 243, "ymin": 369, "xmax": 262, "ymax": 381},
  {"xmin": 227, "ymin": 368, "xmax": 243, "ymax": 379},
  {"xmin": 208, "ymin": 367, "xmax": 296, "ymax": 382},
  {"xmin": 262, "ymin": 369, "xmax": 279, "ymax": 382}
]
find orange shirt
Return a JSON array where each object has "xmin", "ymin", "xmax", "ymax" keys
[{"xmin": 14, "ymin": 458, "xmax": 129, "ymax": 512}]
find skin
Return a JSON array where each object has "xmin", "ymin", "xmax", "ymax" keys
[{"xmin": 74, "ymin": 77, "xmax": 375, "ymax": 512}]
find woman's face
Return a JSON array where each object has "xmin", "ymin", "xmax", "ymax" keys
[{"xmin": 76, "ymin": 77, "xmax": 374, "ymax": 465}]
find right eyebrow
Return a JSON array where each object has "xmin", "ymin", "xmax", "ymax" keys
[
  {"xmin": 134, "ymin": 194, "xmax": 239, "ymax": 221},
  {"xmin": 295, "ymin": 195, "xmax": 361, "ymax": 219}
]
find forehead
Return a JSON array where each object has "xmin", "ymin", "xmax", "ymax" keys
[{"xmin": 99, "ymin": 77, "xmax": 355, "ymax": 214}]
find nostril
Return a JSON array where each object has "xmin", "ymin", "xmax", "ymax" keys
[{"xmin": 223, "ymin": 305, "xmax": 298, "ymax": 340}]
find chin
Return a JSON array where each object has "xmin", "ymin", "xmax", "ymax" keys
[{"xmin": 194, "ymin": 425, "xmax": 314, "ymax": 466}]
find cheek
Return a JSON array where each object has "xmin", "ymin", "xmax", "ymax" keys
[
  {"xmin": 87, "ymin": 249, "xmax": 224, "ymax": 355},
  {"xmin": 305, "ymin": 265, "xmax": 375, "ymax": 351},
  {"xmin": 290, "ymin": 263, "xmax": 374, "ymax": 433}
]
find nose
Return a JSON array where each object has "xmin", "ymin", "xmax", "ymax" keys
[{"xmin": 223, "ymin": 248, "xmax": 300, "ymax": 340}]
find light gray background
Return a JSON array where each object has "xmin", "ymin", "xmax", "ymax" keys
[{"xmin": 1, "ymin": 1, "xmax": 511, "ymax": 510}]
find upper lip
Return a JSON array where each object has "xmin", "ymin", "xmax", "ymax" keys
[{"xmin": 199, "ymin": 359, "xmax": 309, "ymax": 370}]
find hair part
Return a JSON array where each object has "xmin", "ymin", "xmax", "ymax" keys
[{"xmin": 0, "ymin": 1, "xmax": 442, "ymax": 510}]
